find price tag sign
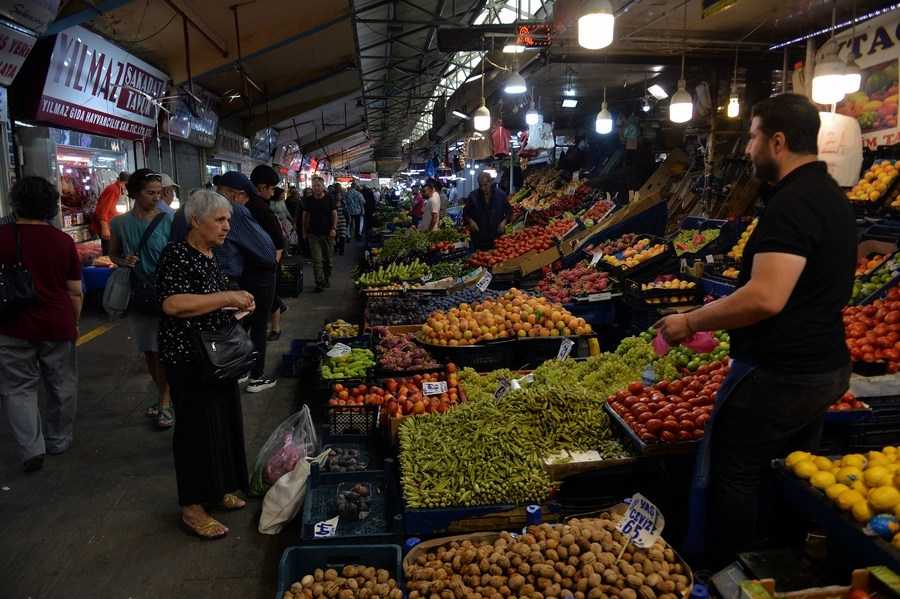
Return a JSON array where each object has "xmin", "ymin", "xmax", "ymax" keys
[
  {"xmin": 477, "ymin": 271, "xmax": 493, "ymax": 292},
  {"xmin": 557, "ymin": 338, "xmax": 575, "ymax": 360},
  {"xmin": 679, "ymin": 258, "xmax": 688, "ymax": 270},
  {"xmin": 423, "ymin": 381, "xmax": 448, "ymax": 396},
  {"xmin": 590, "ymin": 252, "xmax": 602, "ymax": 266},
  {"xmin": 588, "ymin": 292, "xmax": 612, "ymax": 302},
  {"xmin": 314, "ymin": 516, "xmax": 340, "ymax": 538},
  {"xmin": 326, "ymin": 343, "xmax": 352, "ymax": 358},
  {"xmin": 705, "ymin": 255, "xmax": 715, "ymax": 265},
  {"xmin": 421, "ymin": 273, "xmax": 432, "ymax": 282},
  {"xmin": 616, "ymin": 493, "xmax": 665, "ymax": 548}
]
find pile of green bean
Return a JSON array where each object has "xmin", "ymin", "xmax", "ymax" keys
[{"xmin": 398, "ymin": 353, "xmax": 644, "ymax": 509}]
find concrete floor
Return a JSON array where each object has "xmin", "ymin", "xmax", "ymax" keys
[{"xmin": 0, "ymin": 245, "xmax": 363, "ymax": 599}]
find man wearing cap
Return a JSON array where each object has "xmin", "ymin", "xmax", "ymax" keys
[
  {"xmin": 93, "ymin": 171, "xmax": 129, "ymax": 254},
  {"xmin": 215, "ymin": 171, "xmax": 279, "ymax": 392},
  {"xmin": 157, "ymin": 174, "xmax": 178, "ymax": 215}
]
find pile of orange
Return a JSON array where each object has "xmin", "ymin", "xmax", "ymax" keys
[{"xmin": 419, "ymin": 288, "xmax": 592, "ymax": 346}]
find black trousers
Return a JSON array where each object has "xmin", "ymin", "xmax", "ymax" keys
[
  {"xmin": 240, "ymin": 271, "xmax": 277, "ymax": 378},
  {"xmin": 707, "ymin": 363, "xmax": 851, "ymax": 564},
  {"xmin": 351, "ymin": 215, "xmax": 362, "ymax": 239}
]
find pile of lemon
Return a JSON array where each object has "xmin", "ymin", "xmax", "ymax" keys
[
  {"xmin": 787, "ymin": 447, "xmax": 900, "ymax": 548},
  {"xmin": 848, "ymin": 161, "xmax": 900, "ymax": 203},
  {"xmin": 727, "ymin": 218, "xmax": 758, "ymax": 261}
]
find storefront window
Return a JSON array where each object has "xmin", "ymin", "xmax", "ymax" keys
[{"xmin": 56, "ymin": 144, "xmax": 126, "ymax": 242}]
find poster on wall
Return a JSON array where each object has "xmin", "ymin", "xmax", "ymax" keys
[
  {"xmin": 36, "ymin": 25, "xmax": 168, "ymax": 141},
  {"xmin": 0, "ymin": 20, "xmax": 36, "ymax": 86},
  {"xmin": 835, "ymin": 10, "xmax": 900, "ymax": 149}
]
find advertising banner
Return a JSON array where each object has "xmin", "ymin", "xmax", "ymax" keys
[
  {"xmin": 0, "ymin": 20, "xmax": 35, "ymax": 86},
  {"xmin": 835, "ymin": 11, "xmax": 900, "ymax": 149},
  {"xmin": 36, "ymin": 25, "xmax": 168, "ymax": 140}
]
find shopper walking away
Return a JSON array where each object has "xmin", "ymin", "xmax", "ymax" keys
[
  {"xmin": 217, "ymin": 171, "xmax": 279, "ymax": 393},
  {"xmin": 332, "ymin": 185, "xmax": 350, "ymax": 256},
  {"xmin": 0, "ymin": 177, "xmax": 82, "ymax": 472},
  {"xmin": 285, "ymin": 186, "xmax": 301, "ymax": 221},
  {"xmin": 156, "ymin": 189, "xmax": 253, "ymax": 539},
  {"xmin": 418, "ymin": 179, "xmax": 441, "ymax": 232},
  {"xmin": 93, "ymin": 171, "xmax": 128, "ymax": 255},
  {"xmin": 346, "ymin": 181, "xmax": 365, "ymax": 240},
  {"xmin": 157, "ymin": 174, "xmax": 178, "ymax": 215},
  {"xmin": 362, "ymin": 184, "xmax": 376, "ymax": 235},
  {"xmin": 463, "ymin": 172, "xmax": 511, "ymax": 250},
  {"xmin": 302, "ymin": 176, "xmax": 337, "ymax": 292},
  {"xmin": 655, "ymin": 94, "xmax": 856, "ymax": 565},
  {"xmin": 108, "ymin": 169, "xmax": 174, "ymax": 429}
]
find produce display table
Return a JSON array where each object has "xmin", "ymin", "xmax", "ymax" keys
[{"xmin": 777, "ymin": 464, "xmax": 900, "ymax": 573}]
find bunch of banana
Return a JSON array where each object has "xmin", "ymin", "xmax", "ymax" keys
[{"xmin": 356, "ymin": 259, "xmax": 430, "ymax": 288}]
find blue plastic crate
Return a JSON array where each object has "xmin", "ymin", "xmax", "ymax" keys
[{"xmin": 276, "ymin": 545, "xmax": 402, "ymax": 599}]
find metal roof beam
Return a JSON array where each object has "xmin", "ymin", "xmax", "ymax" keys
[
  {"xmin": 44, "ymin": 0, "xmax": 139, "ymax": 36},
  {"xmin": 163, "ymin": 0, "xmax": 229, "ymax": 56},
  {"xmin": 358, "ymin": 24, "xmax": 431, "ymax": 53}
]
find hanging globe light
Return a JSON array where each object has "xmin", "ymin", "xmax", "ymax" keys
[
  {"xmin": 473, "ymin": 103, "xmax": 491, "ymax": 132},
  {"xmin": 669, "ymin": 79, "xmax": 693, "ymax": 123},
  {"xmin": 525, "ymin": 98, "xmax": 541, "ymax": 126},
  {"xmin": 595, "ymin": 87, "xmax": 612, "ymax": 134},
  {"xmin": 504, "ymin": 71, "xmax": 527, "ymax": 95},
  {"xmin": 812, "ymin": 39, "xmax": 847, "ymax": 105}
]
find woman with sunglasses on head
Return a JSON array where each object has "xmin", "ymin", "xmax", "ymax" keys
[{"xmin": 108, "ymin": 169, "xmax": 174, "ymax": 429}]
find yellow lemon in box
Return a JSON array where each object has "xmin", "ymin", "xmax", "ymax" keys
[
  {"xmin": 868, "ymin": 450, "xmax": 889, "ymax": 463},
  {"xmin": 837, "ymin": 489, "xmax": 865, "ymax": 511},
  {"xmin": 864, "ymin": 465, "xmax": 892, "ymax": 487},
  {"xmin": 814, "ymin": 456, "xmax": 834, "ymax": 471},
  {"xmin": 811, "ymin": 471, "xmax": 837, "ymax": 489},
  {"xmin": 837, "ymin": 466, "xmax": 863, "ymax": 485},
  {"xmin": 786, "ymin": 451, "xmax": 812, "ymax": 468},
  {"xmin": 869, "ymin": 486, "xmax": 900, "ymax": 513},
  {"xmin": 852, "ymin": 500, "xmax": 874, "ymax": 523},
  {"xmin": 793, "ymin": 460, "xmax": 818, "ymax": 479},
  {"xmin": 853, "ymin": 480, "xmax": 870, "ymax": 495},
  {"xmin": 884, "ymin": 446, "xmax": 897, "ymax": 456},
  {"xmin": 826, "ymin": 483, "xmax": 850, "ymax": 500},
  {"xmin": 842, "ymin": 454, "xmax": 867, "ymax": 468}
]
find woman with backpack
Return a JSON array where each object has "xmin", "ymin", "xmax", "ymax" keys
[{"xmin": 108, "ymin": 169, "xmax": 174, "ymax": 429}]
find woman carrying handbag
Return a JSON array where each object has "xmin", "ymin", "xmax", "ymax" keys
[{"xmin": 156, "ymin": 189, "xmax": 257, "ymax": 539}]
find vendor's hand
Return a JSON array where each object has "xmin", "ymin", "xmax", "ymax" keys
[
  {"xmin": 123, "ymin": 255, "xmax": 139, "ymax": 268},
  {"xmin": 654, "ymin": 313, "xmax": 694, "ymax": 345},
  {"xmin": 227, "ymin": 290, "xmax": 255, "ymax": 310}
]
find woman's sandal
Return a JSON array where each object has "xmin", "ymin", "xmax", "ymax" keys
[
  {"xmin": 222, "ymin": 493, "xmax": 247, "ymax": 510},
  {"xmin": 156, "ymin": 406, "xmax": 175, "ymax": 430},
  {"xmin": 180, "ymin": 515, "xmax": 228, "ymax": 539}
]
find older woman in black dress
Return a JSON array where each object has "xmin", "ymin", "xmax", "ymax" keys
[{"xmin": 156, "ymin": 189, "xmax": 256, "ymax": 539}]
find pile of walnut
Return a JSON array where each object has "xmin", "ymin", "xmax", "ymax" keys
[
  {"xmin": 283, "ymin": 565, "xmax": 403, "ymax": 599},
  {"xmin": 404, "ymin": 517, "xmax": 690, "ymax": 599}
]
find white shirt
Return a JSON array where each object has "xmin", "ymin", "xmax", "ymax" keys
[{"xmin": 418, "ymin": 192, "xmax": 441, "ymax": 231}]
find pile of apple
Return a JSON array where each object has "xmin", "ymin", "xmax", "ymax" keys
[
  {"xmin": 607, "ymin": 360, "xmax": 729, "ymax": 444},
  {"xmin": 468, "ymin": 219, "xmax": 575, "ymax": 267},
  {"xmin": 601, "ymin": 238, "xmax": 667, "ymax": 271},
  {"xmin": 584, "ymin": 233, "xmax": 640, "ymax": 256},
  {"xmin": 857, "ymin": 254, "xmax": 887, "ymax": 277},
  {"xmin": 848, "ymin": 160, "xmax": 899, "ymax": 203},
  {"xmin": 536, "ymin": 262, "xmax": 610, "ymax": 304},
  {"xmin": 843, "ymin": 286, "xmax": 900, "ymax": 371},
  {"xmin": 328, "ymin": 364, "xmax": 461, "ymax": 415}
]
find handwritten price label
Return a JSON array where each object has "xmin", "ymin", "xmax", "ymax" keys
[
  {"xmin": 476, "ymin": 272, "xmax": 493, "ymax": 292},
  {"xmin": 423, "ymin": 381, "xmax": 448, "ymax": 396},
  {"xmin": 314, "ymin": 516, "xmax": 340, "ymax": 538},
  {"xmin": 616, "ymin": 493, "xmax": 665, "ymax": 549},
  {"xmin": 587, "ymin": 292, "xmax": 612, "ymax": 302},
  {"xmin": 557, "ymin": 338, "xmax": 575, "ymax": 360},
  {"xmin": 590, "ymin": 252, "xmax": 602, "ymax": 266},
  {"xmin": 326, "ymin": 343, "xmax": 352, "ymax": 358},
  {"xmin": 494, "ymin": 377, "xmax": 511, "ymax": 399}
]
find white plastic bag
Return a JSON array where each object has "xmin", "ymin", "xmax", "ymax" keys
[
  {"xmin": 250, "ymin": 406, "xmax": 317, "ymax": 496},
  {"xmin": 258, "ymin": 448, "xmax": 330, "ymax": 535}
]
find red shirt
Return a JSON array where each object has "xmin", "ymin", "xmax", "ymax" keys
[
  {"xmin": 92, "ymin": 181, "xmax": 123, "ymax": 235},
  {"xmin": 0, "ymin": 224, "xmax": 82, "ymax": 341}
]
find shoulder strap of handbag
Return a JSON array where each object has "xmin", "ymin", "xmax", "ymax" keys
[
  {"xmin": 12, "ymin": 221, "xmax": 23, "ymax": 265},
  {"xmin": 132, "ymin": 212, "xmax": 166, "ymax": 259}
]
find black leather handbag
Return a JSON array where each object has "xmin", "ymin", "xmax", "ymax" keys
[
  {"xmin": 0, "ymin": 222, "xmax": 37, "ymax": 320},
  {"xmin": 193, "ymin": 320, "xmax": 258, "ymax": 381}
]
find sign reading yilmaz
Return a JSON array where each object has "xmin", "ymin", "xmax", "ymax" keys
[{"xmin": 36, "ymin": 26, "xmax": 168, "ymax": 140}]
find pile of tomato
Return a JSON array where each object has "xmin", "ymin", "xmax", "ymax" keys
[
  {"xmin": 328, "ymin": 366, "xmax": 462, "ymax": 418},
  {"xmin": 843, "ymin": 286, "xmax": 900, "ymax": 372},
  {"xmin": 468, "ymin": 219, "xmax": 574, "ymax": 267},
  {"xmin": 607, "ymin": 360, "xmax": 730, "ymax": 444}
]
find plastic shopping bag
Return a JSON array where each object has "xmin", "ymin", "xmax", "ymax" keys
[
  {"xmin": 250, "ymin": 406, "xmax": 317, "ymax": 496},
  {"xmin": 653, "ymin": 329, "xmax": 718, "ymax": 357},
  {"xmin": 259, "ymin": 448, "xmax": 330, "ymax": 535}
]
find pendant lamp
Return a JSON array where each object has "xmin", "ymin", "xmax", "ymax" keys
[
  {"xmin": 727, "ymin": 48, "xmax": 740, "ymax": 118},
  {"xmin": 812, "ymin": 38, "xmax": 847, "ymax": 105},
  {"xmin": 526, "ymin": 95, "xmax": 541, "ymax": 126},
  {"xmin": 595, "ymin": 87, "xmax": 613, "ymax": 134},
  {"xmin": 578, "ymin": 0, "xmax": 615, "ymax": 50},
  {"xmin": 504, "ymin": 71, "xmax": 527, "ymax": 95},
  {"xmin": 472, "ymin": 38, "xmax": 491, "ymax": 132},
  {"xmin": 669, "ymin": 5, "xmax": 693, "ymax": 124}
]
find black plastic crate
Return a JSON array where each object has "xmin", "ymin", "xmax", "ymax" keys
[
  {"xmin": 276, "ymin": 545, "xmax": 402, "ymax": 599},
  {"xmin": 415, "ymin": 337, "xmax": 516, "ymax": 372},
  {"xmin": 278, "ymin": 259, "xmax": 304, "ymax": 297},
  {"xmin": 299, "ymin": 463, "xmax": 402, "ymax": 545},
  {"xmin": 512, "ymin": 335, "xmax": 596, "ymax": 369},
  {"xmin": 328, "ymin": 404, "xmax": 380, "ymax": 436},
  {"xmin": 317, "ymin": 433, "xmax": 386, "ymax": 479}
]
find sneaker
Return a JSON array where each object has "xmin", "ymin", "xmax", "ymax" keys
[
  {"xmin": 238, "ymin": 374, "xmax": 250, "ymax": 384},
  {"xmin": 246, "ymin": 378, "xmax": 278, "ymax": 393}
]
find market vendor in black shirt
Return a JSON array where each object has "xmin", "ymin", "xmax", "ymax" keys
[
  {"xmin": 463, "ymin": 172, "xmax": 511, "ymax": 250},
  {"xmin": 656, "ymin": 94, "xmax": 856, "ymax": 565}
]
